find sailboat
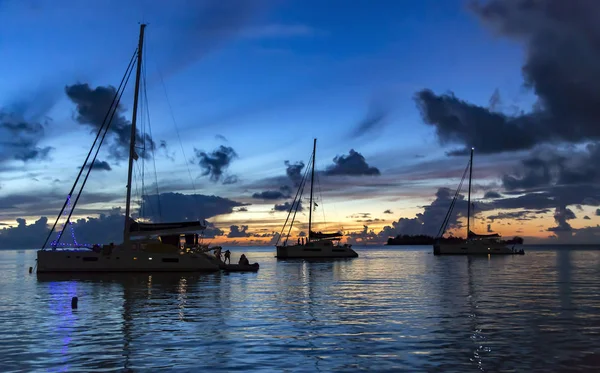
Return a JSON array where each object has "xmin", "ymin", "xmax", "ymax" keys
[
  {"xmin": 275, "ymin": 139, "xmax": 358, "ymax": 259},
  {"xmin": 36, "ymin": 24, "xmax": 220, "ymax": 272},
  {"xmin": 433, "ymin": 148, "xmax": 524, "ymax": 256}
]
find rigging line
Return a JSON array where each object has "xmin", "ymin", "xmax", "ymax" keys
[
  {"xmin": 155, "ymin": 63, "xmax": 200, "ymax": 211},
  {"xmin": 275, "ymin": 151, "xmax": 312, "ymax": 246},
  {"xmin": 279, "ymin": 151, "xmax": 312, "ymax": 245},
  {"xmin": 41, "ymin": 48, "xmax": 138, "ymax": 250},
  {"xmin": 315, "ymin": 170, "xmax": 327, "ymax": 228},
  {"xmin": 55, "ymin": 61, "xmax": 135, "ymax": 246},
  {"xmin": 285, "ymin": 152, "xmax": 313, "ymax": 244},
  {"xmin": 439, "ymin": 159, "xmax": 470, "ymax": 236},
  {"xmin": 437, "ymin": 158, "xmax": 470, "ymax": 238},
  {"xmin": 142, "ymin": 49, "xmax": 162, "ymax": 221}
]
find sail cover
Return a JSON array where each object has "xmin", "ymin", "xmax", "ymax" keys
[
  {"xmin": 129, "ymin": 219, "xmax": 206, "ymax": 233},
  {"xmin": 310, "ymin": 230, "xmax": 343, "ymax": 239}
]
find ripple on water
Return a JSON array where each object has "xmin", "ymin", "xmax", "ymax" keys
[{"xmin": 1, "ymin": 247, "xmax": 600, "ymax": 372}]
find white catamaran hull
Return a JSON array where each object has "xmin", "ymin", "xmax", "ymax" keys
[
  {"xmin": 37, "ymin": 249, "xmax": 220, "ymax": 272},
  {"xmin": 276, "ymin": 243, "xmax": 358, "ymax": 259},
  {"xmin": 433, "ymin": 240, "xmax": 521, "ymax": 255}
]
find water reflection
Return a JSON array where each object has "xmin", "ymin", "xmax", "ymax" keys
[{"xmin": 1, "ymin": 248, "xmax": 600, "ymax": 372}]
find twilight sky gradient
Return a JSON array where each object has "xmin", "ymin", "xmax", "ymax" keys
[{"xmin": 2, "ymin": 0, "xmax": 600, "ymax": 247}]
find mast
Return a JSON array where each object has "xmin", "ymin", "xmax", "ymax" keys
[
  {"xmin": 123, "ymin": 23, "xmax": 146, "ymax": 244},
  {"xmin": 466, "ymin": 147, "xmax": 474, "ymax": 239},
  {"xmin": 307, "ymin": 138, "xmax": 316, "ymax": 241}
]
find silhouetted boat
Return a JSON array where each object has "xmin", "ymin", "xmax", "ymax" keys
[
  {"xmin": 433, "ymin": 148, "xmax": 525, "ymax": 256},
  {"xmin": 275, "ymin": 139, "xmax": 358, "ymax": 259},
  {"xmin": 36, "ymin": 24, "xmax": 219, "ymax": 273}
]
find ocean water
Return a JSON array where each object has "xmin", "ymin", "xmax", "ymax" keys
[{"xmin": 1, "ymin": 246, "xmax": 600, "ymax": 372}]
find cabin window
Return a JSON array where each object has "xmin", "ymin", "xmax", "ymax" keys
[
  {"xmin": 162, "ymin": 258, "xmax": 179, "ymax": 263},
  {"xmin": 304, "ymin": 248, "xmax": 321, "ymax": 252},
  {"xmin": 82, "ymin": 257, "xmax": 98, "ymax": 262}
]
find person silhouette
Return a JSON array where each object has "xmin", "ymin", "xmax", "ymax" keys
[{"xmin": 224, "ymin": 249, "xmax": 231, "ymax": 264}]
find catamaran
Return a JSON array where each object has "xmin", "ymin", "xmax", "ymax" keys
[
  {"xmin": 433, "ymin": 148, "xmax": 524, "ymax": 256},
  {"xmin": 275, "ymin": 139, "xmax": 358, "ymax": 259},
  {"xmin": 36, "ymin": 24, "xmax": 220, "ymax": 272}
]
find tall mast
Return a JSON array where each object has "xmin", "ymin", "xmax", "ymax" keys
[
  {"xmin": 123, "ymin": 23, "xmax": 146, "ymax": 244},
  {"xmin": 307, "ymin": 138, "xmax": 316, "ymax": 241},
  {"xmin": 466, "ymin": 147, "xmax": 474, "ymax": 239}
]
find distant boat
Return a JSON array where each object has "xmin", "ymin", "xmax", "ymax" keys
[
  {"xmin": 36, "ymin": 24, "xmax": 219, "ymax": 273},
  {"xmin": 275, "ymin": 139, "xmax": 358, "ymax": 259},
  {"xmin": 433, "ymin": 148, "xmax": 524, "ymax": 256}
]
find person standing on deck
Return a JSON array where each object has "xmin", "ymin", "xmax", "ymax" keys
[{"xmin": 224, "ymin": 249, "xmax": 231, "ymax": 264}]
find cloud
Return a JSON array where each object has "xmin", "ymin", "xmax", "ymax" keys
[
  {"xmin": 284, "ymin": 160, "xmax": 305, "ymax": 186},
  {"xmin": 0, "ymin": 111, "xmax": 53, "ymax": 162},
  {"xmin": 383, "ymin": 209, "xmax": 393, "ymax": 214},
  {"xmin": 192, "ymin": 145, "xmax": 237, "ymax": 183},
  {"xmin": 487, "ymin": 209, "xmax": 550, "ymax": 222},
  {"xmin": 484, "ymin": 191, "xmax": 502, "ymax": 199},
  {"xmin": 65, "ymin": 83, "xmax": 156, "ymax": 161},
  {"xmin": 584, "ymin": 215, "xmax": 591, "ymax": 220},
  {"xmin": 596, "ymin": 209, "xmax": 600, "ymax": 216},
  {"xmin": 347, "ymin": 187, "xmax": 473, "ymax": 244},
  {"xmin": 203, "ymin": 222, "xmax": 225, "ymax": 239},
  {"xmin": 81, "ymin": 159, "xmax": 111, "ymax": 171},
  {"xmin": 414, "ymin": 0, "xmax": 600, "ymax": 155},
  {"xmin": 502, "ymin": 144, "xmax": 600, "ymax": 191},
  {"xmin": 252, "ymin": 186, "xmax": 291, "ymax": 200},
  {"xmin": 548, "ymin": 206, "xmax": 576, "ymax": 236},
  {"xmin": 324, "ymin": 149, "xmax": 380, "ymax": 176},
  {"xmin": 215, "ymin": 134, "xmax": 228, "ymax": 142},
  {"xmin": 273, "ymin": 201, "xmax": 303, "ymax": 212},
  {"xmin": 140, "ymin": 192, "xmax": 248, "ymax": 222},
  {"xmin": 237, "ymin": 207, "xmax": 248, "ymax": 212},
  {"xmin": 227, "ymin": 224, "xmax": 250, "ymax": 238},
  {"xmin": 0, "ymin": 209, "xmax": 126, "ymax": 249}
]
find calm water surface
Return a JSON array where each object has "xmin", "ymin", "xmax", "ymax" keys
[{"xmin": 1, "ymin": 246, "xmax": 600, "ymax": 372}]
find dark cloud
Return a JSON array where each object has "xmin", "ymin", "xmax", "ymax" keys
[
  {"xmin": 488, "ymin": 209, "xmax": 550, "ymax": 222},
  {"xmin": 0, "ymin": 209, "xmax": 125, "ymax": 249},
  {"xmin": 596, "ymin": 209, "xmax": 600, "ymax": 216},
  {"xmin": 484, "ymin": 191, "xmax": 502, "ymax": 199},
  {"xmin": 273, "ymin": 201, "xmax": 303, "ymax": 212},
  {"xmin": 192, "ymin": 145, "xmax": 237, "ymax": 183},
  {"xmin": 202, "ymin": 222, "xmax": 225, "ymax": 239},
  {"xmin": 348, "ymin": 187, "xmax": 473, "ymax": 244},
  {"xmin": 140, "ymin": 192, "xmax": 247, "ymax": 222},
  {"xmin": 237, "ymin": 207, "xmax": 248, "ymax": 212},
  {"xmin": 548, "ymin": 206, "xmax": 576, "ymax": 235},
  {"xmin": 227, "ymin": 225, "xmax": 250, "ymax": 238},
  {"xmin": 415, "ymin": 0, "xmax": 600, "ymax": 154},
  {"xmin": 215, "ymin": 134, "xmax": 228, "ymax": 142},
  {"xmin": 584, "ymin": 215, "xmax": 591, "ymax": 220},
  {"xmin": 0, "ymin": 112, "xmax": 53, "ymax": 162},
  {"xmin": 284, "ymin": 160, "xmax": 305, "ymax": 186},
  {"xmin": 502, "ymin": 144, "xmax": 600, "ymax": 191},
  {"xmin": 65, "ymin": 83, "xmax": 156, "ymax": 161},
  {"xmin": 252, "ymin": 186, "xmax": 291, "ymax": 200},
  {"xmin": 383, "ymin": 209, "xmax": 393, "ymax": 214},
  {"xmin": 324, "ymin": 149, "xmax": 380, "ymax": 176},
  {"xmin": 82, "ymin": 160, "xmax": 112, "ymax": 171}
]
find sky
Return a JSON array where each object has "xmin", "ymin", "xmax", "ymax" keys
[{"xmin": 2, "ymin": 0, "xmax": 600, "ymax": 247}]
